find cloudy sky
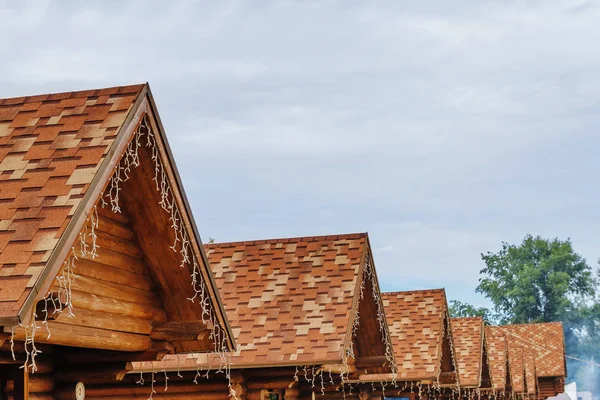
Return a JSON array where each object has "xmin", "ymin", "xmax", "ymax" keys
[{"xmin": 1, "ymin": 0, "xmax": 598, "ymax": 306}]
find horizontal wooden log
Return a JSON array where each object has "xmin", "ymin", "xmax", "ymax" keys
[
  {"xmin": 150, "ymin": 320, "xmax": 213, "ymax": 342},
  {"xmin": 54, "ymin": 362, "xmax": 131, "ymax": 384},
  {"xmin": 7, "ymin": 322, "xmax": 151, "ymax": 352},
  {"xmin": 56, "ymin": 391, "xmax": 230, "ymax": 400},
  {"xmin": 53, "ymin": 275, "xmax": 162, "ymax": 308},
  {"xmin": 0, "ymin": 341, "xmax": 54, "ymax": 354},
  {"xmin": 58, "ymin": 381, "xmax": 230, "ymax": 398},
  {"xmin": 439, "ymin": 371, "xmax": 457, "ymax": 385},
  {"xmin": 93, "ymin": 230, "xmax": 142, "ymax": 259},
  {"xmin": 74, "ymin": 257, "xmax": 154, "ymax": 291},
  {"xmin": 95, "ymin": 212, "xmax": 135, "ymax": 240},
  {"xmin": 79, "ymin": 246, "xmax": 147, "ymax": 276},
  {"xmin": 5, "ymin": 394, "xmax": 54, "ymax": 400},
  {"xmin": 5, "ymin": 374, "xmax": 54, "ymax": 392},
  {"xmin": 65, "ymin": 289, "xmax": 167, "ymax": 323},
  {"xmin": 246, "ymin": 380, "xmax": 296, "ymax": 390},
  {"xmin": 56, "ymin": 341, "xmax": 173, "ymax": 365},
  {"xmin": 55, "ymin": 307, "xmax": 153, "ymax": 335},
  {"xmin": 244, "ymin": 368, "xmax": 297, "ymax": 378},
  {"xmin": 96, "ymin": 204, "xmax": 129, "ymax": 224},
  {"xmin": 355, "ymin": 356, "xmax": 389, "ymax": 369}
]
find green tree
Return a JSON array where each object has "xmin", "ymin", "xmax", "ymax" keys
[
  {"xmin": 477, "ymin": 235, "xmax": 599, "ymax": 391},
  {"xmin": 448, "ymin": 300, "xmax": 494, "ymax": 324},
  {"xmin": 477, "ymin": 235, "xmax": 596, "ymax": 324}
]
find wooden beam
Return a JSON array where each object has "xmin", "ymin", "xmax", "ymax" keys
[
  {"xmin": 56, "ymin": 342, "xmax": 174, "ymax": 364},
  {"xmin": 54, "ymin": 307, "xmax": 153, "ymax": 335},
  {"xmin": 7, "ymin": 322, "xmax": 151, "ymax": 352},
  {"xmin": 150, "ymin": 320, "xmax": 213, "ymax": 342},
  {"xmin": 63, "ymin": 290, "xmax": 167, "ymax": 323},
  {"xmin": 54, "ymin": 362, "xmax": 132, "ymax": 384},
  {"xmin": 355, "ymin": 356, "xmax": 389, "ymax": 369}
]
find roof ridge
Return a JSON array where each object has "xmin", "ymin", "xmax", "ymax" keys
[
  {"xmin": 451, "ymin": 316, "xmax": 484, "ymax": 321},
  {"xmin": 382, "ymin": 288, "xmax": 446, "ymax": 295},
  {"xmin": 495, "ymin": 321, "xmax": 563, "ymax": 328},
  {"xmin": 204, "ymin": 232, "xmax": 368, "ymax": 247},
  {"xmin": 0, "ymin": 83, "xmax": 146, "ymax": 104}
]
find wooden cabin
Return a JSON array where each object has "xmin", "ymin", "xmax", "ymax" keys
[
  {"xmin": 342, "ymin": 289, "xmax": 459, "ymax": 400},
  {"xmin": 132, "ymin": 233, "xmax": 397, "ymax": 400},
  {"xmin": 0, "ymin": 84, "xmax": 234, "ymax": 399},
  {"xmin": 499, "ymin": 323, "xmax": 566, "ymax": 400},
  {"xmin": 450, "ymin": 317, "xmax": 492, "ymax": 395},
  {"xmin": 484, "ymin": 326, "xmax": 512, "ymax": 397}
]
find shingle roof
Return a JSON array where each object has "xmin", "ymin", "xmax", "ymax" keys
[
  {"xmin": 507, "ymin": 341, "xmax": 525, "ymax": 393},
  {"xmin": 451, "ymin": 317, "xmax": 483, "ymax": 387},
  {"xmin": 523, "ymin": 347, "xmax": 537, "ymax": 395},
  {"xmin": 0, "ymin": 84, "xmax": 144, "ymax": 320},
  {"xmin": 150, "ymin": 233, "xmax": 369, "ymax": 368},
  {"xmin": 382, "ymin": 289, "xmax": 452, "ymax": 381},
  {"xmin": 499, "ymin": 322, "xmax": 565, "ymax": 378},
  {"xmin": 484, "ymin": 326, "xmax": 508, "ymax": 391}
]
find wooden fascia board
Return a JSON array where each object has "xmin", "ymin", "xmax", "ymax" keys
[
  {"xmin": 130, "ymin": 359, "xmax": 344, "ymax": 373},
  {"xmin": 8, "ymin": 84, "xmax": 150, "ymax": 327},
  {"xmin": 144, "ymin": 85, "xmax": 235, "ymax": 352}
]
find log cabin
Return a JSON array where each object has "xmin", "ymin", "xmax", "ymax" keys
[
  {"xmin": 484, "ymin": 326, "xmax": 512, "ymax": 397},
  {"xmin": 132, "ymin": 233, "xmax": 398, "ymax": 400},
  {"xmin": 0, "ymin": 84, "xmax": 234, "ymax": 400},
  {"xmin": 450, "ymin": 317, "xmax": 492, "ymax": 396},
  {"xmin": 343, "ymin": 289, "xmax": 460, "ymax": 400},
  {"xmin": 496, "ymin": 323, "xmax": 566, "ymax": 400}
]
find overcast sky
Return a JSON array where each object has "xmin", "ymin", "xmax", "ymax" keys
[{"xmin": 1, "ymin": 0, "xmax": 598, "ymax": 306}]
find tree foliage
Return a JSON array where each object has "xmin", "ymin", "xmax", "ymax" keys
[
  {"xmin": 473, "ymin": 234, "xmax": 599, "ymax": 391},
  {"xmin": 476, "ymin": 234, "xmax": 596, "ymax": 324},
  {"xmin": 448, "ymin": 300, "xmax": 494, "ymax": 324}
]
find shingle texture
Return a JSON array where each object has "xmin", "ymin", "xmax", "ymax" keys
[
  {"xmin": 500, "ymin": 323, "xmax": 565, "ymax": 378},
  {"xmin": 156, "ymin": 233, "xmax": 367, "ymax": 368},
  {"xmin": 507, "ymin": 341, "xmax": 525, "ymax": 393},
  {"xmin": 523, "ymin": 347, "xmax": 537, "ymax": 395},
  {"xmin": 484, "ymin": 326, "xmax": 508, "ymax": 390},
  {"xmin": 451, "ymin": 317, "xmax": 483, "ymax": 387},
  {"xmin": 0, "ymin": 85, "xmax": 143, "ymax": 319},
  {"xmin": 382, "ymin": 289, "xmax": 449, "ymax": 381}
]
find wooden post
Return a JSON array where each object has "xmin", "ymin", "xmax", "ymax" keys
[
  {"xmin": 13, "ymin": 366, "xmax": 29, "ymax": 400},
  {"xmin": 285, "ymin": 387, "xmax": 300, "ymax": 400}
]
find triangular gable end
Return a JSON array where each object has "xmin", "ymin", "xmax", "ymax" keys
[
  {"xmin": 345, "ymin": 241, "xmax": 396, "ymax": 377},
  {"xmin": 480, "ymin": 331, "xmax": 493, "ymax": 389},
  {"xmin": 3, "ymin": 84, "xmax": 233, "ymax": 356},
  {"xmin": 438, "ymin": 301, "xmax": 459, "ymax": 387}
]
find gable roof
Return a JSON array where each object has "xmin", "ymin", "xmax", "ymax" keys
[
  {"xmin": 498, "ymin": 322, "xmax": 566, "ymax": 378},
  {"xmin": 0, "ymin": 85, "xmax": 144, "ymax": 321},
  {"xmin": 140, "ymin": 232, "xmax": 393, "ymax": 369},
  {"xmin": 484, "ymin": 326, "xmax": 508, "ymax": 391},
  {"xmin": 382, "ymin": 289, "xmax": 457, "ymax": 383},
  {"xmin": 451, "ymin": 317, "xmax": 484, "ymax": 387},
  {"xmin": 0, "ymin": 84, "xmax": 233, "ymax": 351}
]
